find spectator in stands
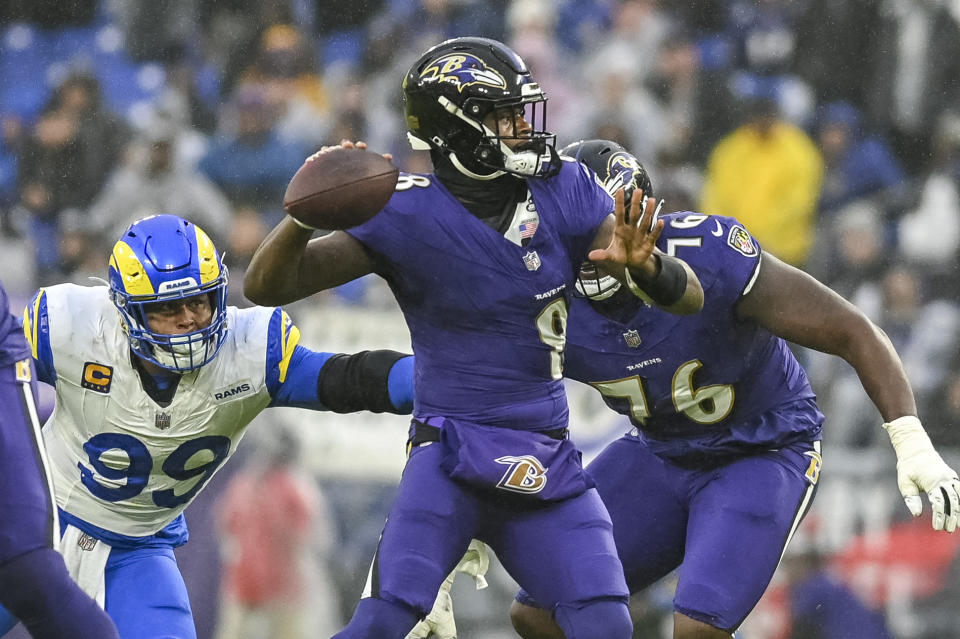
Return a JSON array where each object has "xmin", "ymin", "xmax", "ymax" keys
[
  {"xmin": 781, "ymin": 549, "xmax": 894, "ymax": 639},
  {"xmin": 0, "ymin": 120, "xmax": 19, "ymax": 225},
  {"xmin": 927, "ymin": 368, "xmax": 960, "ymax": 451},
  {"xmin": 324, "ymin": 74, "xmax": 368, "ymax": 148},
  {"xmin": 581, "ymin": 0, "xmax": 670, "ymax": 89},
  {"xmin": 700, "ymin": 95, "xmax": 824, "ymax": 267},
  {"xmin": 816, "ymin": 101, "xmax": 907, "ymax": 217},
  {"xmin": 813, "ymin": 259, "xmax": 959, "ymax": 450},
  {"xmin": 572, "ymin": 61, "xmax": 666, "ymax": 176},
  {"xmin": 880, "ymin": 264, "xmax": 960, "ymax": 419},
  {"xmin": 506, "ymin": 0, "xmax": 580, "ymax": 140},
  {"xmin": 47, "ymin": 71, "xmax": 130, "ymax": 208},
  {"xmin": 897, "ymin": 110, "xmax": 960, "ymax": 299},
  {"xmin": 864, "ymin": 0, "xmax": 960, "ymax": 176},
  {"xmin": 13, "ymin": 104, "xmax": 86, "ymax": 284},
  {"xmin": 820, "ymin": 201, "xmax": 888, "ymax": 319},
  {"xmin": 88, "ymin": 118, "xmax": 232, "ymax": 249},
  {"xmin": 237, "ymin": 24, "xmax": 331, "ymax": 146},
  {"xmin": 153, "ymin": 43, "xmax": 220, "ymax": 135},
  {"xmin": 725, "ymin": 0, "xmax": 815, "ymax": 126},
  {"xmin": 645, "ymin": 26, "xmax": 738, "ymax": 168},
  {"xmin": 804, "ymin": 202, "xmax": 889, "ymax": 449},
  {"xmin": 224, "ymin": 203, "xmax": 271, "ymax": 301},
  {"xmin": 214, "ymin": 427, "xmax": 338, "ymax": 639},
  {"xmin": 794, "ymin": 0, "xmax": 881, "ymax": 106},
  {"xmin": 200, "ymin": 83, "xmax": 308, "ymax": 210}
]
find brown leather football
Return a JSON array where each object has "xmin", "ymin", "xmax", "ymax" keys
[{"xmin": 283, "ymin": 147, "xmax": 399, "ymax": 230}]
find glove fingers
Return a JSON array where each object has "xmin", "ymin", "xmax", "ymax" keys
[
  {"xmin": 929, "ymin": 488, "xmax": 946, "ymax": 531},
  {"xmin": 904, "ymin": 494, "xmax": 924, "ymax": 518},
  {"xmin": 944, "ymin": 480, "xmax": 960, "ymax": 533}
]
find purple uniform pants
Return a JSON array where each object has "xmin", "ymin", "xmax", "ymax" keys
[
  {"xmin": 519, "ymin": 435, "xmax": 820, "ymax": 631},
  {"xmin": 342, "ymin": 441, "xmax": 630, "ymax": 637},
  {"xmin": 0, "ymin": 357, "xmax": 55, "ymax": 563}
]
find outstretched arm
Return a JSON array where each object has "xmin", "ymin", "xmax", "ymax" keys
[
  {"xmin": 737, "ymin": 251, "xmax": 913, "ymax": 420},
  {"xmin": 589, "ymin": 190, "xmax": 704, "ymax": 315},
  {"xmin": 244, "ymin": 221, "xmax": 374, "ymax": 306},
  {"xmin": 270, "ymin": 345, "xmax": 413, "ymax": 415},
  {"xmin": 737, "ymin": 251, "xmax": 960, "ymax": 532}
]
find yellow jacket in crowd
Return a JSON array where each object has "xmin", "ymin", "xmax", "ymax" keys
[{"xmin": 700, "ymin": 120, "xmax": 824, "ymax": 267}]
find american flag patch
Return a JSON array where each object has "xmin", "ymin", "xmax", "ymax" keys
[{"xmin": 519, "ymin": 220, "xmax": 538, "ymax": 239}]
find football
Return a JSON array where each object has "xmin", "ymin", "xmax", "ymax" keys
[{"xmin": 283, "ymin": 147, "xmax": 399, "ymax": 230}]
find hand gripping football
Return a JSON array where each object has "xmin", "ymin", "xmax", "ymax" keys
[{"xmin": 283, "ymin": 147, "xmax": 399, "ymax": 230}]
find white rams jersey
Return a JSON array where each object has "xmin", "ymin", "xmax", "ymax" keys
[{"xmin": 23, "ymin": 284, "xmax": 300, "ymax": 537}]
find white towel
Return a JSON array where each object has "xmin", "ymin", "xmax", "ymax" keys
[{"xmin": 59, "ymin": 525, "xmax": 111, "ymax": 607}]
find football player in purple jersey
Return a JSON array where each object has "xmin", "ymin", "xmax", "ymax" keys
[
  {"xmin": 0, "ymin": 279, "xmax": 120, "ymax": 639},
  {"xmin": 509, "ymin": 139, "xmax": 960, "ymax": 639},
  {"xmin": 245, "ymin": 38, "xmax": 703, "ymax": 639}
]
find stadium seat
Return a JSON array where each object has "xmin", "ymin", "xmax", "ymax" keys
[
  {"xmin": 321, "ymin": 29, "xmax": 365, "ymax": 68},
  {"xmin": 0, "ymin": 24, "xmax": 55, "ymax": 120}
]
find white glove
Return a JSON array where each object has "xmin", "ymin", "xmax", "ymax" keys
[
  {"xmin": 884, "ymin": 416, "xmax": 960, "ymax": 532},
  {"xmin": 406, "ymin": 585, "xmax": 456, "ymax": 639},
  {"xmin": 405, "ymin": 541, "xmax": 490, "ymax": 639},
  {"xmin": 454, "ymin": 540, "xmax": 490, "ymax": 590}
]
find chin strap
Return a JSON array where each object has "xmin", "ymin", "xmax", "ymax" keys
[{"xmin": 449, "ymin": 152, "xmax": 505, "ymax": 180}]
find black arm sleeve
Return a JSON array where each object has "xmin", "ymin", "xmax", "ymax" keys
[
  {"xmin": 316, "ymin": 349, "xmax": 408, "ymax": 414},
  {"xmin": 632, "ymin": 254, "xmax": 688, "ymax": 306}
]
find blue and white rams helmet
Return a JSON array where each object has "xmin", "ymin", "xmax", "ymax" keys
[
  {"xmin": 108, "ymin": 214, "xmax": 228, "ymax": 372},
  {"xmin": 560, "ymin": 139, "xmax": 656, "ymax": 301}
]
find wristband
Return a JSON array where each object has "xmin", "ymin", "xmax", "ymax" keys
[
  {"xmin": 883, "ymin": 415, "xmax": 932, "ymax": 453},
  {"xmin": 623, "ymin": 266, "xmax": 654, "ymax": 306},
  {"xmin": 625, "ymin": 255, "xmax": 688, "ymax": 307}
]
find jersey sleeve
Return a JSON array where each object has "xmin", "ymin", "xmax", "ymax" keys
[
  {"xmin": 263, "ymin": 307, "xmax": 414, "ymax": 414},
  {"xmin": 538, "ymin": 159, "xmax": 614, "ymax": 264},
  {"xmin": 656, "ymin": 212, "xmax": 763, "ymax": 305},
  {"xmin": 264, "ymin": 307, "xmax": 334, "ymax": 406},
  {"xmin": 556, "ymin": 158, "xmax": 615, "ymax": 235},
  {"xmin": 22, "ymin": 288, "xmax": 56, "ymax": 384}
]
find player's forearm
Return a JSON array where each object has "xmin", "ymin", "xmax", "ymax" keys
[
  {"xmin": 841, "ymin": 319, "xmax": 917, "ymax": 422},
  {"xmin": 657, "ymin": 258, "xmax": 703, "ymax": 315},
  {"xmin": 625, "ymin": 255, "xmax": 704, "ymax": 315},
  {"xmin": 244, "ymin": 217, "xmax": 315, "ymax": 305}
]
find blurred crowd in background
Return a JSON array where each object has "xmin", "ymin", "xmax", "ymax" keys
[{"xmin": 2, "ymin": 0, "xmax": 960, "ymax": 637}]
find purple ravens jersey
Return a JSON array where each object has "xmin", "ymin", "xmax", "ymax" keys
[
  {"xmin": 347, "ymin": 159, "xmax": 612, "ymax": 430},
  {"xmin": 0, "ymin": 283, "xmax": 29, "ymax": 367},
  {"xmin": 565, "ymin": 212, "xmax": 824, "ymax": 460}
]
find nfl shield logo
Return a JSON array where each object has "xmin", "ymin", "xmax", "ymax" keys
[
  {"xmin": 77, "ymin": 533, "xmax": 97, "ymax": 552},
  {"xmin": 522, "ymin": 250, "xmax": 541, "ymax": 271},
  {"xmin": 623, "ymin": 329, "xmax": 642, "ymax": 348},
  {"xmin": 155, "ymin": 412, "xmax": 172, "ymax": 430}
]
